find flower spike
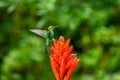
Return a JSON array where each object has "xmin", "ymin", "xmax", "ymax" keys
[{"xmin": 49, "ymin": 36, "xmax": 80, "ymax": 80}]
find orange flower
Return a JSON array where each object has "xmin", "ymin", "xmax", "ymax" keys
[{"xmin": 49, "ymin": 36, "xmax": 79, "ymax": 80}]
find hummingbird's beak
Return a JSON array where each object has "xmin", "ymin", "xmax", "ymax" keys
[{"xmin": 53, "ymin": 26, "xmax": 60, "ymax": 29}]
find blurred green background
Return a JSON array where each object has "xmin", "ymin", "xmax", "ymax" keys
[{"xmin": 0, "ymin": 0, "xmax": 120, "ymax": 80}]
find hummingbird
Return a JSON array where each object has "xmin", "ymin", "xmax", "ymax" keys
[{"xmin": 30, "ymin": 26, "xmax": 59, "ymax": 54}]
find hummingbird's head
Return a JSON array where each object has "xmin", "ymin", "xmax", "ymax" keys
[
  {"xmin": 48, "ymin": 26, "xmax": 59, "ymax": 30},
  {"xmin": 48, "ymin": 26, "xmax": 54, "ymax": 30}
]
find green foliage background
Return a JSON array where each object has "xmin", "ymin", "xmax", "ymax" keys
[{"xmin": 0, "ymin": 0, "xmax": 120, "ymax": 80}]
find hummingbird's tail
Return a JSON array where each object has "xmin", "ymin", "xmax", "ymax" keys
[{"xmin": 45, "ymin": 45, "xmax": 49, "ymax": 54}]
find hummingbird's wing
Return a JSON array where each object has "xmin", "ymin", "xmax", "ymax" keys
[{"xmin": 29, "ymin": 29, "xmax": 45, "ymax": 38}]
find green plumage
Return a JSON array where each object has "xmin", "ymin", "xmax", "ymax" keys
[
  {"xmin": 44, "ymin": 26, "xmax": 54, "ymax": 46},
  {"xmin": 44, "ymin": 26, "xmax": 54, "ymax": 53}
]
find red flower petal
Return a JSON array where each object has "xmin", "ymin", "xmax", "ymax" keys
[
  {"xmin": 63, "ymin": 46, "xmax": 73, "ymax": 60},
  {"xmin": 59, "ymin": 56, "xmax": 66, "ymax": 80},
  {"xmin": 49, "ymin": 56, "xmax": 60, "ymax": 80}
]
